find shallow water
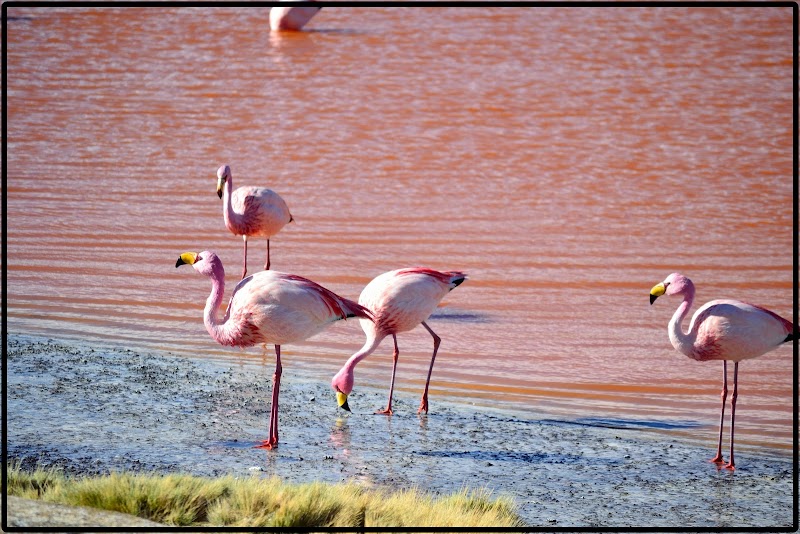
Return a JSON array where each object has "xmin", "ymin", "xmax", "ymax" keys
[
  {"xmin": 5, "ymin": 6, "xmax": 795, "ymax": 459},
  {"xmin": 6, "ymin": 335, "xmax": 794, "ymax": 528}
]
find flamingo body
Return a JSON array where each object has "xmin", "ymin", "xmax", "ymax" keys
[
  {"xmin": 650, "ymin": 272, "xmax": 793, "ymax": 469},
  {"xmin": 269, "ymin": 6, "xmax": 321, "ymax": 31},
  {"xmin": 176, "ymin": 250, "xmax": 371, "ymax": 448},
  {"xmin": 682, "ymin": 299, "xmax": 792, "ymax": 362},
  {"xmin": 331, "ymin": 267, "xmax": 466, "ymax": 415},
  {"xmin": 217, "ymin": 165, "xmax": 292, "ymax": 278}
]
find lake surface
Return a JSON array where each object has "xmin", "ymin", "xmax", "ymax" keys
[{"xmin": 6, "ymin": 6, "xmax": 795, "ymax": 458}]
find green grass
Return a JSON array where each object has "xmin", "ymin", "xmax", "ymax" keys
[{"xmin": 6, "ymin": 461, "xmax": 524, "ymax": 528}]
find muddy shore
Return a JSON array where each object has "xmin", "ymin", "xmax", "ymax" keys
[{"xmin": 6, "ymin": 334, "xmax": 794, "ymax": 528}]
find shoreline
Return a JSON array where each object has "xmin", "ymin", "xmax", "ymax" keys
[{"xmin": 6, "ymin": 333, "xmax": 794, "ymax": 528}]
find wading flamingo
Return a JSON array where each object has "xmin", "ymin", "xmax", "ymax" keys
[
  {"xmin": 176, "ymin": 250, "xmax": 372, "ymax": 449},
  {"xmin": 269, "ymin": 5, "xmax": 321, "ymax": 31},
  {"xmin": 216, "ymin": 164, "xmax": 293, "ymax": 279},
  {"xmin": 331, "ymin": 267, "xmax": 467, "ymax": 415},
  {"xmin": 649, "ymin": 272, "xmax": 794, "ymax": 469}
]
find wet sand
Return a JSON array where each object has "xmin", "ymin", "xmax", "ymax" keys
[{"xmin": 6, "ymin": 334, "xmax": 794, "ymax": 528}]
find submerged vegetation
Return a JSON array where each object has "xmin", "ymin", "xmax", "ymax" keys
[{"xmin": 6, "ymin": 461, "xmax": 523, "ymax": 528}]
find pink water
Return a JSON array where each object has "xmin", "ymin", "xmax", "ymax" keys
[{"xmin": 6, "ymin": 6, "xmax": 794, "ymax": 454}]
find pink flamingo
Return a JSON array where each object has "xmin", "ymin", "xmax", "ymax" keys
[
  {"xmin": 216, "ymin": 164, "xmax": 293, "ymax": 279},
  {"xmin": 331, "ymin": 267, "xmax": 467, "ymax": 415},
  {"xmin": 650, "ymin": 272, "xmax": 794, "ymax": 469},
  {"xmin": 176, "ymin": 250, "xmax": 372, "ymax": 449},
  {"xmin": 269, "ymin": 5, "xmax": 322, "ymax": 31}
]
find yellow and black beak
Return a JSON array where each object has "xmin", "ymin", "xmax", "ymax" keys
[
  {"xmin": 336, "ymin": 391, "xmax": 351, "ymax": 412},
  {"xmin": 176, "ymin": 252, "xmax": 199, "ymax": 268},
  {"xmin": 216, "ymin": 175, "xmax": 225, "ymax": 199},
  {"xmin": 649, "ymin": 282, "xmax": 666, "ymax": 305}
]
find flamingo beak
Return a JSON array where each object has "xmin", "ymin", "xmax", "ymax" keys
[
  {"xmin": 649, "ymin": 282, "xmax": 666, "ymax": 305},
  {"xmin": 336, "ymin": 391, "xmax": 351, "ymax": 412},
  {"xmin": 176, "ymin": 252, "xmax": 199, "ymax": 268},
  {"xmin": 216, "ymin": 176, "xmax": 224, "ymax": 199}
]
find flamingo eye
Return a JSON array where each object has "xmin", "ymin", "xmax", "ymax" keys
[{"xmin": 196, "ymin": 254, "xmax": 203, "ymax": 262}]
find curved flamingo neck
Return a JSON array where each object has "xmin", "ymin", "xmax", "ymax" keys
[
  {"xmin": 346, "ymin": 332, "xmax": 384, "ymax": 372},
  {"xmin": 203, "ymin": 261, "xmax": 229, "ymax": 344},
  {"xmin": 668, "ymin": 285, "xmax": 696, "ymax": 358},
  {"xmin": 222, "ymin": 176, "xmax": 243, "ymax": 230},
  {"xmin": 335, "ymin": 331, "xmax": 385, "ymax": 394}
]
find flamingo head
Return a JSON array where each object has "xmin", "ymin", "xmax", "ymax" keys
[
  {"xmin": 330, "ymin": 369, "xmax": 353, "ymax": 412},
  {"xmin": 175, "ymin": 250, "xmax": 224, "ymax": 278},
  {"xmin": 650, "ymin": 272, "xmax": 694, "ymax": 305},
  {"xmin": 216, "ymin": 165, "xmax": 231, "ymax": 199}
]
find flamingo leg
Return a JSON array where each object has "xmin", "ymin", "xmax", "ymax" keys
[
  {"xmin": 257, "ymin": 345, "xmax": 282, "ymax": 449},
  {"xmin": 417, "ymin": 321, "xmax": 441, "ymax": 415},
  {"xmin": 264, "ymin": 239, "xmax": 271, "ymax": 270},
  {"xmin": 724, "ymin": 362, "xmax": 739, "ymax": 470},
  {"xmin": 710, "ymin": 360, "xmax": 728, "ymax": 464},
  {"xmin": 375, "ymin": 335, "xmax": 399, "ymax": 415},
  {"xmin": 241, "ymin": 235, "xmax": 249, "ymax": 279}
]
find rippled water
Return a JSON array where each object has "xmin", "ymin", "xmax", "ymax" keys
[{"xmin": 6, "ymin": 6, "xmax": 794, "ymax": 454}]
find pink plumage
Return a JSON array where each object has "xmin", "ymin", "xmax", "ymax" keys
[
  {"xmin": 177, "ymin": 250, "xmax": 371, "ymax": 449},
  {"xmin": 269, "ymin": 5, "xmax": 321, "ymax": 31},
  {"xmin": 650, "ymin": 272, "xmax": 793, "ymax": 469},
  {"xmin": 331, "ymin": 267, "xmax": 467, "ymax": 415},
  {"xmin": 217, "ymin": 165, "xmax": 293, "ymax": 279}
]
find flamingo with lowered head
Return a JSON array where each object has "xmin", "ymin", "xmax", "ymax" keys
[
  {"xmin": 176, "ymin": 250, "xmax": 372, "ymax": 449},
  {"xmin": 216, "ymin": 164, "xmax": 293, "ymax": 279},
  {"xmin": 649, "ymin": 272, "xmax": 794, "ymax": 469},
  {"xmin": 331, "ymin": 267, "xmax": 467, "ymax": 415}
]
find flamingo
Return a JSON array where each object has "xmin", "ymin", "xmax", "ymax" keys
[
  {"xmin": 331, "ymin": 267, "xmax": 467, "ymax": 415},
  {"xmin": 176, "ymin": 250, "xmax": 372, "ymax": 449},
  {"xmin": 269, "ymin": 5, "xmax": 322, "ymax": 31},
  {"xmin": 216, "ymin": 164, "xmax": 293, "ymax": 279},
  {"xmin": 649, "ymin": 272, "xmax": 794, "ymax": 469}
]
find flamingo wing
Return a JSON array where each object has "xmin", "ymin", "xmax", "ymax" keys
[{"xmin": 690, "ymin": 299, "xmax": 792, "ymax": 361}]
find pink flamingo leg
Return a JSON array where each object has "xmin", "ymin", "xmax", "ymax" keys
[
  {"xmin": 257, "ymin": 345, "xmax": 282, "ymax": 449},
  {"xmin": 241, "ymin": 235, "xmax": 249, "ymax": 280},
  {"xmin": 376, "ymin": 335, "xmax": 399, "ymax": 415},
  {"xmin": 265, "ymin": 239, "xmax": 271, "ymax": 271},
  {"xmin": 417, "ymin": 321, "xmax": 441, "ymax": 415},
  {"xmin": 710, "ymin": 360, "xmax": 728, "ymax": 464},
  {"xmin": 724, "ymin": 362, "xmax": 739, "ymax": 470}
]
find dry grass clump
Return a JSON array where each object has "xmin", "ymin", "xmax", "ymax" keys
[{"xmin": 6, "ymin": 461, "xmax": 523, "ymax": 528}]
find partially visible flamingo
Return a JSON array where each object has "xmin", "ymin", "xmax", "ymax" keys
[
  {"xmin": 216, "ymin": 164, "xmax": 293, "ymax": 279},
  {"xmin": 176, "ymin": 250, "xmax": 372, "ymax": 449},
  {"xmin": 269, "ymin": 5, "xmax": 322, "ymax": 31},
  {"xmin": 649, "ymin": 272, "xmax": 794, "ymax": 469},
  {"xmin": 331, "ymin": 267, "xmax": 467, "ymax": 415}
]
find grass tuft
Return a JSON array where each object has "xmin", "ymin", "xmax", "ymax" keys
[{"xmin": 7, "ymin": 462, "xmax": 524, "ymax": 528}]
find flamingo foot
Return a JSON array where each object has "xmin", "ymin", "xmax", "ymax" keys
[
  {"xmin": 417, "ymin": 399, "xmax": 429, "ymax": 414},
  {"xmin": 709, "ymin": 454, "xmax": 725, "ymax": 464},
  {"xmin": 723, "ymin": 462, "xmax": 735, "ymax": 471},
  {"xmin": 375, "ymin": 407, "xmax": 393, "ymax": 416},
  {"xmin": 255, "ymin": 439, "xmax": 278, "ymax": 450}
]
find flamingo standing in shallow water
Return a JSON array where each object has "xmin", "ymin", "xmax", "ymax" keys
[
  {"xmin": 216, "ymin": 165, "xmax": 293, "ymax": 279},
  {"xmin": 649, "ymin": 272, "xmax": 794, "ymax": 469},
  {"xmin": 331, "ymin": 267, "xmax": 467, "ymax": 415},
  {"xmin": 269, "ymin": 5, "xmax": 321, "ymax": 31},
  {"xmin": 176, "ymin": 250, "xmax": 372, "ymax": 449}
]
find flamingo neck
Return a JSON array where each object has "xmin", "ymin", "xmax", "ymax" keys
[
  {"xmin": 668, "ymin": 286, "xmax": 696, "ymax": 358},
  {"xmin": 203, "ymin": 261, "xmax": 230, "ymax": 344},
  {"xmin": 335, "ymin": 331, "xmax": 385, "ymax": 394},
  {"xmin": 222, "ymin": 177, "xmax": 243, "ymax": 230}
]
